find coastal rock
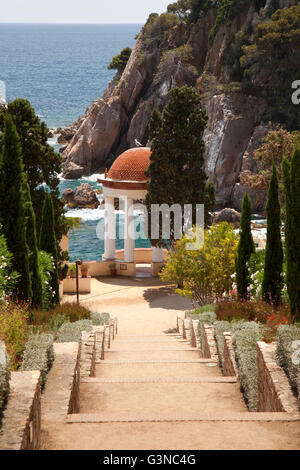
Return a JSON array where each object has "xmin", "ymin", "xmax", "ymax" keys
[
  {"xmin": 232, "ymin": 183, "xmax": 267, "ymax": 214},
  {"xmin": 59, "ymin": 0, "xmax": 294, "ymax": 215},
  {"xmin": 212, "ymin": 208, "xmax": 241, "ymax": 227},
  {"xmin": 62, "ymin": 183, "xmax": 100, "ymax": 209}
]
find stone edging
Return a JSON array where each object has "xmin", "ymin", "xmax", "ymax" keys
[
  {"xmin": 223, "ymin": 332, "xmax": 238, "ymax": 377},
  {"xmin": 0, "ymin": 370, "xmax": 41, "ymax": 450},
  {"xmin": 257, "ymin": 341, "xmax": 299, "ymax": 413}
]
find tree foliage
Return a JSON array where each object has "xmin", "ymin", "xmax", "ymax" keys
[
  {"xmin": 283, "ymin": 148, "xmax": 300, "ymax": 322},
  {"xmin": 262, "ymin": 164, "xmax": 283, "ymax": 305},
  {"xmin": 0, "ymin": 114, "xmax": 32, "ymax": 301},
  {"xmin": 239, "ymin": 127, "xmax": 300, "ymax": 191},
  {"xmin": 23, "ymin": 181, "xmax": 43, "ymax": 308},
  {"xmin": 108, "ymin": 47, "xmax": 132, "ymax": 73},
  {"xmin": 240, "ymin": 5, "xmax": 300, "ymax": 129},
  {"xmin": 160, "ymin": 223, "xmax": 238, "ymax": 305},
  {"xmin": 235, "ymin": 193, "xmax": 255, "ymax": 301},
  {"xmin": 0, "ymin": 231, "xmax": 19, "ymax": 301},
  {"xmin": 39, "ymin": 192, "xmax": 60, "ymax": 305},
  {"xmin": 145, "ymin": 86, "xmax": 215, "ymax": 249},
  {"xmin": 167, "ymin": 0, "xmax": 192, "ymax": 20},
  {"xmin": 0, "ymin": 99, "xmax": 67, "ymax": 249}
]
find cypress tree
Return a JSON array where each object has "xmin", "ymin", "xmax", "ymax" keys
[
  {"xmin": 145, "ymin": 86, "xmax": 215, "ymax": 248},
  {"xmin": 39, "ymin": 192, "xmax": 60, "ymax": 305},
  {"xmin": 262, "ymin": 163, "xmax": 283, "ymax": 305},
  {"xmin": 0, "ymin": 114, "xmax": 32, "ymax": 301},
  {"xmin": 23, "ymin": 181, "xmax": 43, "ymax": 307},
  {"xmin": 236, "ymin": 193, "xmax": 255, "ymax": 300},
  {"xmin": 283, "ymin": 148, "xmax": 300, "ymax": 321}
]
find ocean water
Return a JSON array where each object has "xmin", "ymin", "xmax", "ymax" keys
[{"xmin": 0, "ymin": 23, "xmax": 150, "ymax": 261}]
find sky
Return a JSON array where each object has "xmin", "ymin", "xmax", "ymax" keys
[{"xmin": 0, "ymin": 0, "xmax": 172, "ymax": 23}]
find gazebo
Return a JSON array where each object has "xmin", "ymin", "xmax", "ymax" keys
[{"xmin": 98, "ymin": 147, "xmax": 165, "ymax": 277}]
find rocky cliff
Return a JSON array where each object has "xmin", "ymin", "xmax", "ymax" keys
[{"xmin": 61, "ymin": 0, "xmax": 298, "ymax": 212}]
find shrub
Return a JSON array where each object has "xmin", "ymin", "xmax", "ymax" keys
[
  {"xmin": 21, "ymin": 333, "xmax": 54, "ymax": 389},
  {"xmin": 215, "ymin": 300, "xmax": 290, "ymax": 324},
  {"xmin": 0, "ymin": 302, "xmax": 29, "ymax": 370},
  {"xmin": 108, "ymin": 47, "xmax": 132, "ymax": 73},
  {"xmin": 38, "ymin": 250, "xmax": 54, "ymax": 310},
  {"xmin": 142, "ymin": 12, "xmax": 179, "ymax": 49},
  {"xmin": 162, "ymin": 223, "xmax": 238, "ymax": 306},
  {"xmin": 32, "ymin": 302, "xmax": 91, "ymax": 328},
  {"xmin": 90, "ymin": 312, "xmax": 110, "ymax": 326},
  {"xmin": 56, "ymin": 320, "xmax": 93, "ymax": 344},
  {"xmin": 0, "ymin": 231, "xmax": 19, "ymax": 301},
  {"xmin": 232, "ymin": 322, "xmax": 263, "ymax": 411},
  {"xmin": 0, "ymin": 341, "xmax": 10, "ymax": 419},
  {"xmin": 276, "ymin": 325, "xmax": 300, "ymax": 395},
  {"xmin": 154, "ymin": 44, "xmax": 198, "ymax": 86}
]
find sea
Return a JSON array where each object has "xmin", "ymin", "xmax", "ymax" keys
[{"xmin": 0, "ymin": 23, "xmax": 152, "ymax": 262}]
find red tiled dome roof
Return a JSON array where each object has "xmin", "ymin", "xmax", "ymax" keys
[{"xmin": 108, "ymin": 147, "xmax": 151, "ymax": 182}]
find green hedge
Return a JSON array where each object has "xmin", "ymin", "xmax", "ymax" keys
[
  {"xmin": 20, "ymin": 333, "xmax": 54, "ymax": 389},
  {"xmin": 232, "ymin": 322, "xmax": 263, "ymax": 411},
  {"xmin": 214, "ymin": 320, "xmax": 247, "ymax": 370},
  {"xmin": 0, "ymin": 341, "xmax": 10, "ymax": 419},
  {"xmin": 276, "ymin": 325, "xmax": 300, "ymax": 398},
  {"xmin": 56, "ymin": 320, "xmax": 93, "ymax": 344},
  {"xmin": 90, "ymin": 312, "xmax": 111, "ymax": 326}
]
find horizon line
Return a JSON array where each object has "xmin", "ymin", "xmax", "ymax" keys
[{"xmin": 0, "ymin": 22, "xmax": 143, "ymax": 25}]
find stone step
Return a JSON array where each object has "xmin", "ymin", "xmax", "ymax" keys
[
  {"xmin": 96, "ymin": 359, "xmax": 217, "ymax": 364},
  {"xmin": 104, "ymin": 348, "xmax": 199, "ymax": 352},
  {"xmin": 81, "ymin": 376, "xmax": 237, "ymax": 384},
  {"xmin": 67, "ymin": 412, "xmax": 300, "ymax": 424}
]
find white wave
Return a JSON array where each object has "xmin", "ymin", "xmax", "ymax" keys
[{"xmin": 65, "ymin": 207, "xmax": 145, "ymax": 223}]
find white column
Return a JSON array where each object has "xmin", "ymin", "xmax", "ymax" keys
[
  {"xmin": 124, "ymin": 197, "xmax": 135, "ymax": 263},
  {"xmin": 103, "ymin": 196, "xmax": 116, "ymax": 260},
  {"xmin": 152, "ymin": 246, "xmax": 164, "ymax": 263}
]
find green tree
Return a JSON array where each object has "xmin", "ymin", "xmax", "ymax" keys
[
  {"xmin": 235, "ymin": 193, "xmax": 255, "ymax": 300},
  {"xmin": 0, "ymin": 114, "xmax": 32, "ymax": 301},
  {"xmin": 0, "ymin": 99, "xmax": 68, "ymax": 250},
  {"xmin": 262, "ymin": 164, "xmax": 283, "ymax": 305},
  {"xmin": 23, "ymin": 181, "xmax": 43, "ymax": 307},
  {"xmin": 108, "ymin": 47, "xmax": 132, "ymax": 73},
  {"xmin": 39, "ymin": 192, "xmax": 60, "ymax": 305},
  {"xmin": 167, "ymin": 0, "xmax": 192, "ymax": 20},
  {"xmin": 145, "ymin": 85, "xmax": 215, "ymax": 249},
  {"xmin": 160, "ymin": 223, "xmax": 238, "ymax": 305},
  {"xmin": 283, "ymin": 148, "xmax": 300, "ymax": 321},
  {"xmin": 0, "ymin": 231, "xmax": 19, "ymax": 301}
]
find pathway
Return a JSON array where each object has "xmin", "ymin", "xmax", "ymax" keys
[{"xmin": 42, "ymin": 277, "xmax": 300, "ymax": 450}]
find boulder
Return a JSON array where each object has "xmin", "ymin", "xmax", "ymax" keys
[
  {"xmin": 62, "ymin": 183, "xmax": 100, "ymax": 209},
  {"xmin": 212, "ymin": 208, "xmax": 241, "ymax": 227}
]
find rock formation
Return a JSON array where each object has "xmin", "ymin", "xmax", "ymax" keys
[
  {"xmin": 60, "ymin": 0, "xmax": 297, "ymax": 214},
  {"xmin": 212, "ymin": 208, "xmax": 241, "ymax": 227},
  {"xmin": 62, "ymin": 183, "xmax": 100, "ymax": 209}
]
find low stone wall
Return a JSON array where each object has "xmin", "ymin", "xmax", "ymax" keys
[
  {"xmin": 0, "ymin": 370, "xmax": 41, "ymax": 450},
  {"xmin": 257, "ymin": 342, "xmax": 299, "ymax": 413},
  {"xmin": 63, "ymin": 277, "xmax": 91, "ymax": 294},
  {"xmin": 203, "ymin": 325, "xmax": 218, "ymax": 362},
  {"xmin": 81, "ymin": 327, "xmax": 105, "ymax": 378},
  {"xmin": 223, "ymin": 332, "xmax": 238, "ymax": 377},
  {"xmin": 41, "ymin": 342, "xmax": 80, "ymax": 424}
]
